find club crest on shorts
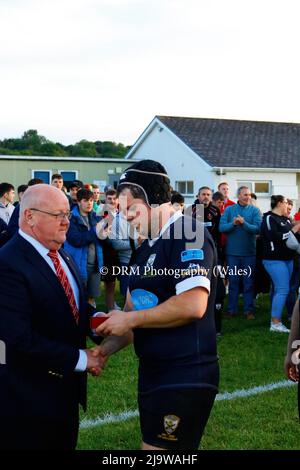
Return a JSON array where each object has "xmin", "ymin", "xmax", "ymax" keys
[{"xmin": 163, "ymin": 414, "xmax": 180, "ymax": 435}]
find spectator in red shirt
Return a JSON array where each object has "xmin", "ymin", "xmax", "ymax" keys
[
  {"xmin": 218, "ymin": 182, "xmax": 235, "ymax": 249},
  {"xmin": 218, "ymin": 182, "xmax": 235, "ymax": 215}
]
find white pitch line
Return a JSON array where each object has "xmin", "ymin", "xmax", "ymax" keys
[
  {"xmin": 80, "ymin": 409, "xmax": 139, "ymax": 429},
  {"xmin": 79, "ymin": 379, "xmax": 296, "ymax": 430},
  {"xmin": 215, "ymin": 379, "xmax": 295, "ymax": 401}
]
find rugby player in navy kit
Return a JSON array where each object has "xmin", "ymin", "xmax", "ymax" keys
[{"xmin": 94, "ymin": 160, "xmax": 219, "ymax": 450}]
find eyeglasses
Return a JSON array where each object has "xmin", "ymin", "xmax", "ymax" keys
[{"xmin": 30, "ymin": 208, "xmax": 72, "ymax": 220}]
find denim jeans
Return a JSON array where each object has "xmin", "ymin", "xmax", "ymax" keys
[
  {"xmin": 262, "ymin": 259, "xmax": 293, "ymax": 320},
  {"xmin": 226, "ymin": 255, "xmax": 256, "ymax": 314},
  {"xmin": 285, "ymin": 264, "xmax": 300, "ymax": 319}
]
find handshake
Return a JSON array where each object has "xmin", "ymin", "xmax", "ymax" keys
[
  {"xmin": 84, "ymin": 311, "xmax": 111, "ymax": 377},
  {"xmin": 84, "ymin": 346, "xmax": 107, "ymax": 377},
  {"xmin": 83, "ymin": 310, "xmax": 133, "ymax": 377}
]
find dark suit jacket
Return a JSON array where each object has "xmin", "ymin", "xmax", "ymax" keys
[
  {"xmin": 6, "ymin": 202, "xmax": 19, "ymax": 239},
  {"xmin": 0, "ymin": 218, "xmax": 9, "ymax": 248},
  {"xmin": 0, "ymin": 234, "xmax": 90, "ymax": 422}
]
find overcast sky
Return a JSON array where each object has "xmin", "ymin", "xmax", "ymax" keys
[{"xmin": 1, "ymin": 0, "xmax": 300, "ymax": 145}]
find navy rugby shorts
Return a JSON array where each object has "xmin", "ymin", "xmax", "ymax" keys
[{"xmin": 138, "ymin": 387, "xmax": 217, "ymax": 450}]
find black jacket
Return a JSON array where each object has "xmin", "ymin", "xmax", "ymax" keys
[
  {"xmin": 0, "ymin": 218, "xmax": 9, "ymax": 247},
  {"xmin": 260, "ymin": 211, "xmax": 294, "ymax": 260},
  {"xmin": 190, "ymin": 201, "xmax": 221, "ymax": 257}
]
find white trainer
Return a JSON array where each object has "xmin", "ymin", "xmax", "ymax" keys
[{"xmin": 270, "ymin": 322, "xmax": 290, "ymax": 333}]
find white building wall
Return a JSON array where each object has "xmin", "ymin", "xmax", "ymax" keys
[
  {"xmin": 213, "ymin": 171, "xmax": 298, "ymax": 214},
  {"xmin": 129, "ymin": 124, "xmax": 214, "ymax": 204},
  {"xmin": 128, "ymin": 121, "xmax": 299, "ymax": 212}
]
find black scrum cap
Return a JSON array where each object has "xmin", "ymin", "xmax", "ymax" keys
[{"xmin": 118, "ymin": 159, "xmax": 171, "ymax": 206}]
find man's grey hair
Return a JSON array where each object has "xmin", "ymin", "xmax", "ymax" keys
[{"xmin": 237, "ymin": 185, "xmax": 250, "ymax": 195}]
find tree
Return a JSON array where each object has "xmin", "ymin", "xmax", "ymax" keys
[
  {"xmin": 100, "ymin": 141, "xmax": 128, "ymax": 158},
  {"xmin": 1, "ymin": 138, "xmax": 26, "ymax": 151},
  {"xmin": 0, "ymin": 131, "xmax": 130, "ymax": 158},
  {"xmin": 70, "ymin": 140, "xmax": 97, "ymax": 157},
  {"xmin": 22, "ymin": 129, "xmax": 48, "ymax": 150},
  {"xmin": 39, "ymin": 142, "xmax": 67, "ymax": 156}
]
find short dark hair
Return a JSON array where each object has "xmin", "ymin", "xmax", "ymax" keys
[
  {"xmin": 198, "ymin": 186, "xmax": 212, "ymax": 194},
  {"xmin": 270, "ymin": 195, "xmax": 285, "ymax": 209},
  {"xmin": 17, "ymin": 184, "xmax": 28, "ymax": 194},
  {"xmin": 70, "ymin": 180, "xmax": 83, "ymax": 189},
  {"xmin": 171, "ymin": 191, "xmax": 184, "ymax": 205},
  {"xmin": 117, "ymin": 184, "xmax": 146, "ymax": 203},
  {"xmin": 51, "ymin": 173, "xmax": 63, "ymax": 181},
  {"xmin": 77, "ymin": 188, "xmax": 94, "ymax": 202},
  {"xmin": 218, "ymin": 182, "xmax": 229, "ymax": 189},
  {"xmin": 105, "ymin": 189, "xmax": 117, "ymax": 197},
  {"xmin": 212, "ymin": 191, "xmax": 225, "ymax": 202},
  {"xmin": 69, "ymin": 182, "xmax": 81, "ymax": 190},
  {"xmin": 0, "ymin": 182, "xmax": 14, "ymax": 198},
  {"xmin": 27, "ymin": 178, "xmax": 44, "ymax": 186}
]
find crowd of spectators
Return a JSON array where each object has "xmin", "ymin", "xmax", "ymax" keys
[{"xmin": 1, "ymin": 174, "xmax": 300, "ymax": 335}]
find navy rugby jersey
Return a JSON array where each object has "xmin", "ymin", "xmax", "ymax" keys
[{"xmin": 128, "ymin": 212, "xmax": 219, "ymax": 394}]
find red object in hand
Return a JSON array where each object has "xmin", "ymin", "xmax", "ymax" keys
[
  {"xmin": 90, "ymin": 316, "xmax": 108, "ymax": 329},
  {"xmin": 294, "ymin": 212, "xmax": 300, "ymax": 221}
]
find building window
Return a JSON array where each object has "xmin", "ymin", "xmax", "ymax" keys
[
  {"xmin": 237, "ymin": 181, "xmax": 253, "ymax": 192},
  {"xmin": 32, "ymin": 170, "xmax": 51, "ymax": 184},
  {"xmin": 59, "ymin": 171, "xmax": 78, "ymax": 183},
  {"xmin": 237, "ymin": 180, "xmax": 271, "ymax": 196},
  {"xmin": 254, "ymin": 181, "xmax": 270, "ymax": 194},
  {"xmin": 175, "ymin": 181, "xmax": 194, "ymax": 195}
]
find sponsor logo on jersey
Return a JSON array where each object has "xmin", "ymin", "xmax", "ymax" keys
[{"xmin": 181, "ymin": 249, "xmax": 204, "ymax": 262}]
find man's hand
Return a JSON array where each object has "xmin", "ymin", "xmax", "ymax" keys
[
  {"xmin": 284, "ymin": 355, "xmax": 299, "ymax": 382},
  {"xmin": 233, "ymin": 215, "xmax": 244, "ymax": 225},
  {"xmin": 96, "ymin": 219, "xmax": 111, "ymax": 240},
  {"xmin": 292, "ymin": 222, "xmax": 300, "ymax": 233},
  {"xmin": 84, "ymin": 347, "xmax": 108, "ymax": 377},
  {"xmin": 96, "ymin": 310, "xmax": 135, "ymax": 337}
]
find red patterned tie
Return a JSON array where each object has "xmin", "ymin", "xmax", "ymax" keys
[{"xmin": 47, "ymin": 250, "xmax": 79, "ymax": 324}]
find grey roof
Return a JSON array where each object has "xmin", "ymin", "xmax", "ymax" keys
[{"xmin": 157, "ymin": 115, "xmax": 300, "ymax": 169}]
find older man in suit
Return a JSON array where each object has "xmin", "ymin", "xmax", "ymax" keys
[{"xmin": 0, "ymin": 185, "xmax": 104, "ymax": 450}]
